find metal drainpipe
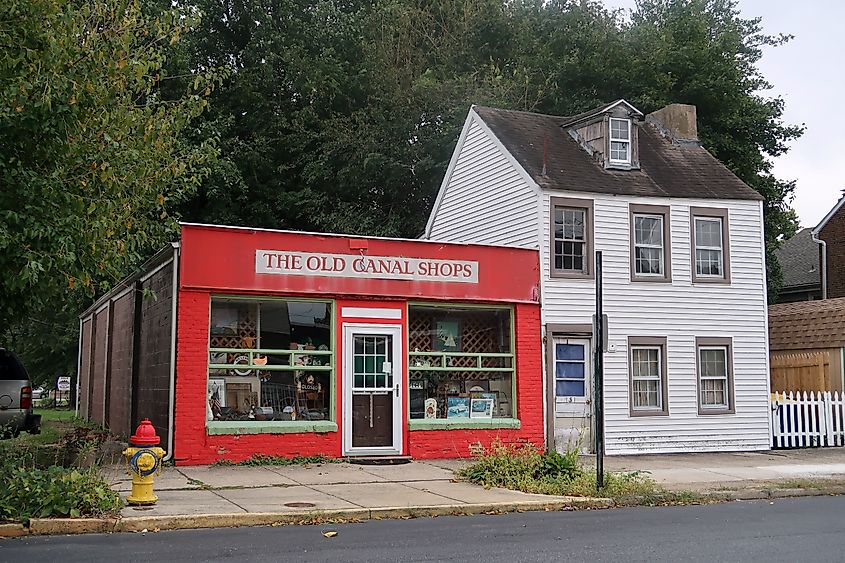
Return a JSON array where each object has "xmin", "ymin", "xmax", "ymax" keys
[
  {"xmin": 812, "ymin": 230, "xmax": 828, "ymax": 299},
  {"xmin": 164, "ymin": 242, "xmax": 180, "ymax": 462}
]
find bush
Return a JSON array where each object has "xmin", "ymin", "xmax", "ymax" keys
[
  {"xmin": 0, "ymin": 466, "xmax": 122, "ymax": 522},
  {"xmin": 458, "ymin": 440, "xmax": 659, "ymax": 499},
  {"xmin": 0, "ymin": 421, "xmax": 122, "ymax": 523}
]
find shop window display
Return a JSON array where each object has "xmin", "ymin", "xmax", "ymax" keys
[
  {"xmin": 207, "ymin": 298, "xmax": 332, "ymax": 422},
  {"xmin": 408, "ymin": 306, "xmax": 514, "ymax": 420}
]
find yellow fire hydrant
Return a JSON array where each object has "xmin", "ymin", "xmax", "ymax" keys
[{"xmin": 122, "ymin": 418, "xmax": 166, "ymax": 506}]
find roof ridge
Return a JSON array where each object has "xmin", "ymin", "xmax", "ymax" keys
[{"xmin": 473, "ymin": 105, "xmax": 569, "ymax": 121}]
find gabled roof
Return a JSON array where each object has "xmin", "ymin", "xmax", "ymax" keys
[
  {"xmin": 813, "ymin": 195, "xmax": 845, "ymax": 235},
  {"xmin": 775, "ymin": 228, "xmax": 821, "ymax": 290},
  {"xmin": 769, "ymin": 297, "xmax": 845, "ymax": 350},
  {"xmin": 471, "ymin": 106, "xmax": 764, "ymax": 201},
  {"xmin": 559, "ymin": 99, "xmax": 643, "ymax": 127}
]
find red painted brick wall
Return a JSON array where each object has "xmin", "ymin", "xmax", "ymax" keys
[
  {"xmin": 408, "ymin": 303, "xmax": 544, "ymax": 458},
  {"xmin": 174, "ymin": 292, "xmax": 543, "ymax": 464},
  {"xmin": 173, "ymin": 290, "xmax": 341, "ymax": 465},
  {"xmin": 820, "ymin": 204, "xmax": 845, "ymax": 298}
]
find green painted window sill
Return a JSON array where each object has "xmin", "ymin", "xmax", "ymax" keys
[
  {"xmin": 408, "ymin": 418, "xmax": 521, "ymax": 431},
  {"xmin": 206, "ymin": 420, "xmax": 338, "ymax": 435}
]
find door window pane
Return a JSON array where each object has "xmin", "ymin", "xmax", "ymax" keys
[{"xmin": 555, "ymin": 343, "xmax": 587, "ymax": 397}]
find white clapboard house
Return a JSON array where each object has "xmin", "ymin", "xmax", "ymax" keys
[{"xmin": 425, "ymin": 100, "xmax": 771, "ymax": 454}]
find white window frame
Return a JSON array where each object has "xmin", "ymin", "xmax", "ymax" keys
[
  {"xmin": 633, "ymin": 213, "xmax": 664, "ymax": 277},
  {"xmin": 609, "ymin": 117, "xmax": 631, "ymax": 164},
  {"xmin": 698, "ymin": 345, "xmax": 729, "ymax": 411},
  {"xmin": 630, "ymin": 345, "xmax": 663, "ymax": 412},
  {"xmin": 694, "ymin": 217, "xmax": 724, "ymax": 278}
]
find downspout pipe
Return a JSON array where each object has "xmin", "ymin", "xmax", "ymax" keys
[
  {"xmin": 811, "ymin": 229, "xmax": 828, "ymax": 299},
  {"xmin": 164, "ymin": 241, "xmax": 180, "ymax": 462}
]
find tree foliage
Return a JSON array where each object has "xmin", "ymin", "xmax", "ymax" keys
[
  {"xmin": 4, "ymin": 0, "xmax": 803, "ymax": 379},
  {"xmin": 0, "ymin": 0, "xmax": 220, "ymax": 379},
  {"xmin": 175, "ymin": 0, "xmax": 801, "ymax": 263}
]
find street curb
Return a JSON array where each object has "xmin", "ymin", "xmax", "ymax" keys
[
  {"xmin": 29, "ymin": 518, "xmax": 118, "ymax": 536},
  {"xmin": 0, "ymin": 523, "xmax": 27, "ymax": 538},
  {"xmin": 17, "ymin": 497, "xmax": 613, "ymax": 537},
  {"xmin": 12, "ymin": 486, "xmax": 845, "ymax": 537}
]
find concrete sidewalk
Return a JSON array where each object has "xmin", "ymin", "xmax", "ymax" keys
[
  {"xmin": 102, "ymin": 459, "xmax": 588, "ymax": 521},
  {"xmin": 602, "ymin": 448, "xmax": 845, "ymax": 492},
  {"xmin": 89, "ymin": 448, "xmax": 845, "ymax": 535}
]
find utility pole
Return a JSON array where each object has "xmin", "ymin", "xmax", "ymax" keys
[{"xmin": 594, "ymin": 251, "xmax": 604, "ymax": 489}]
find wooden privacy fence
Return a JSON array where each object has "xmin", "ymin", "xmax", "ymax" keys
[
  {"xmin": 771, "ymin": 391, "xmax": 845, "ymax": 448},
  {"xmin": 770, "ymin": 351, "xmax": 832, "ymax": 393}
]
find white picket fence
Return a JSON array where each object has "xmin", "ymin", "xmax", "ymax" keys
[{"xmin": 771, "ymin": 391, "xmax": 845, "ymax": 448}]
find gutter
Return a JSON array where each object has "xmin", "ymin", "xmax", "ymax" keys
[
  {"xmin": 164, "ymin": 241, "xmax": 180, "ymax": 462},
  {"xmin": 811, "ymin": 229, "xmax": 828, "ymax": 299}
]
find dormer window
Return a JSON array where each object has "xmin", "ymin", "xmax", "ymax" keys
[{"xmin": 609, "ymin": 118, "xmax": 631, "ymax": 164}]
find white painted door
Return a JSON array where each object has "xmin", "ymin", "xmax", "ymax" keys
[
  {"xmin": 552, "ymin": 338, "xmax": 592, "ymax": 452},
  {"xmin": 342, "ymin": 324, "xmax": 403, "ymax": 456}
]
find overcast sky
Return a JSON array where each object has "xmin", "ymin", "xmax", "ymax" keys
[{"xmin": 604, "ymin": 0, "xmax": 845, "ymax": 228}]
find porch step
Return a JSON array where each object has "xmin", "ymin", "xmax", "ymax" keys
[{"xmin": 345, "ymin": 455, "xmax": 413, "ymax": 465}]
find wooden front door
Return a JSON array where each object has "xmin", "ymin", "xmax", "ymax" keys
[{"xmin": 343, "ymin": 324, "xmax": 402, "ymax": 455}]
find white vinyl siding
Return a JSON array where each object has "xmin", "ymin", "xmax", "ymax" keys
[
  {"xmin": 540, "ymin": 191, "xmax": 769, "ymax": 454},
  {"xmin": 427, "ymin": 113, "xmax": 539, "ymax": 248}
]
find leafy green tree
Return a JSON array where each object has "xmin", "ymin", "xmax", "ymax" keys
[{"xmin": 0, "ymin": 0, "xmax": 219, "ymax": 377}]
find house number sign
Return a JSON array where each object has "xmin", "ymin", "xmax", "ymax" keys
[{"xmin": 256, "ymin": 250, "xmax": 479, "ymax": 284}]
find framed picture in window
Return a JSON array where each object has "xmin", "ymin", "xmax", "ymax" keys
[
  {"xmin": 447, "ymin": 397, "xmax": 470, "ymax": 418},
  {"xmin": 470, "ymin": 398, "xmax": 494, "ymax": 419},
  {"xmin": 433, "ymin": 320, "xmax": 461, "ymax": 352},
  {"xmin": 208, "ymin": 378, "xmax": 226, "ymax": 408}
]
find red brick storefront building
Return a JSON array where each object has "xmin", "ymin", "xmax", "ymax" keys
[{"xmin": 79, "ymin": 223, "xmax": 543, "ymax": 465}]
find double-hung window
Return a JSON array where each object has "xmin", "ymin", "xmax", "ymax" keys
[
  {"xmin": 628, "ymin": 337, "xmax": 668, "ymax": 416},
  {"xmin": 696, "ymin": 337, "xmax": 734, "ymax": 414},
  {"xmin": 691, "ymin": 208, "xmax": 730, "ymax": 283},
  {"xmin": 630, "ymin": 204, "xmax": 671, "ymax": 281},
  {"xmin": 551, "ymin": 197, "xmax": 593, "ymax": 278},
  {"xmin": 609, "ymin": 118, "xmax": 631, "ymax": 164}
]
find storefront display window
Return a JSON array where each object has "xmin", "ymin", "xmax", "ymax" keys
[
  {"xmin": 408, "ymin": 305, "xmax": 514, "ymax": 420},
  {"xmin": 207, "ymin": 297, "xmax": 332, "ymax": 423}
]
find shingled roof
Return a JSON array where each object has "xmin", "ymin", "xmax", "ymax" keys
[
  {"xmin": 472, "ymin": 106, "xmax": 763, "ymax": 201},
  {"xmin": 769, "ymin": 297, "xmax": 845, "ymax": 350},
  {"xmin": 775, "ymin": 228, "xmax": 821, "ymax": 290}
]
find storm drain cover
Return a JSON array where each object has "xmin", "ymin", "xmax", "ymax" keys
[{"xmin": 284, "ymin": 502, "xmax": 316, "ymax": 508}]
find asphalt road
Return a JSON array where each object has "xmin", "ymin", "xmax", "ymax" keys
[{"xmin": 4, "ymin": 496, "xmax": 845, "ymax": 562}]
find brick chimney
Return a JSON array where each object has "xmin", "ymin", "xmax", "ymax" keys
[{"xmin": 646, "ymin": 104, "xmax": 698, "ymax": 143}]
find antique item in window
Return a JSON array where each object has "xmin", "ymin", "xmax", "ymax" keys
[
  {"xmin": 424, "ymin": 398, "xmax": 437, "ymax": 419},
  {"xmin": 470, "ymin": 398, "xmax": 494, "ymax": 419},
  {"xmin": 447, "ymin": 397, "xmax": 470, "ymax": 418},
  {"xmin": 434, "ymin": 320, "xmax": 461, "ymax": 352}
]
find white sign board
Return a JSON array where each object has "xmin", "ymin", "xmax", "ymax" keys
[
  {"xmin": 57, "ymin": 376, "xmax": 71, "ymax": 392},
  {"xmin": 256, "ymin": 250, "xmax": 479, "ymax": 284}
]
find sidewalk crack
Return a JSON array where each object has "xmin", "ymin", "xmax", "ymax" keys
[
  {"xmin": 397, "ymin": 482, "xmax": 467, "ymax": 505},
  {"xmin": 208, "ymin": 489, "xmax": 249, "ymax": 513},
  {"xmin": 301, "ymin": 483, "xmax": 367, "ymax": 509}
]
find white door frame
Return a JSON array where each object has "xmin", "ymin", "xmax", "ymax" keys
[
  {"xmin": 342, "ymin": 323, "xmax": 403, "ymax": 456},
  {"xmin": 553, "ymin": 337, "xmax": 592, "ymax": 417}
]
